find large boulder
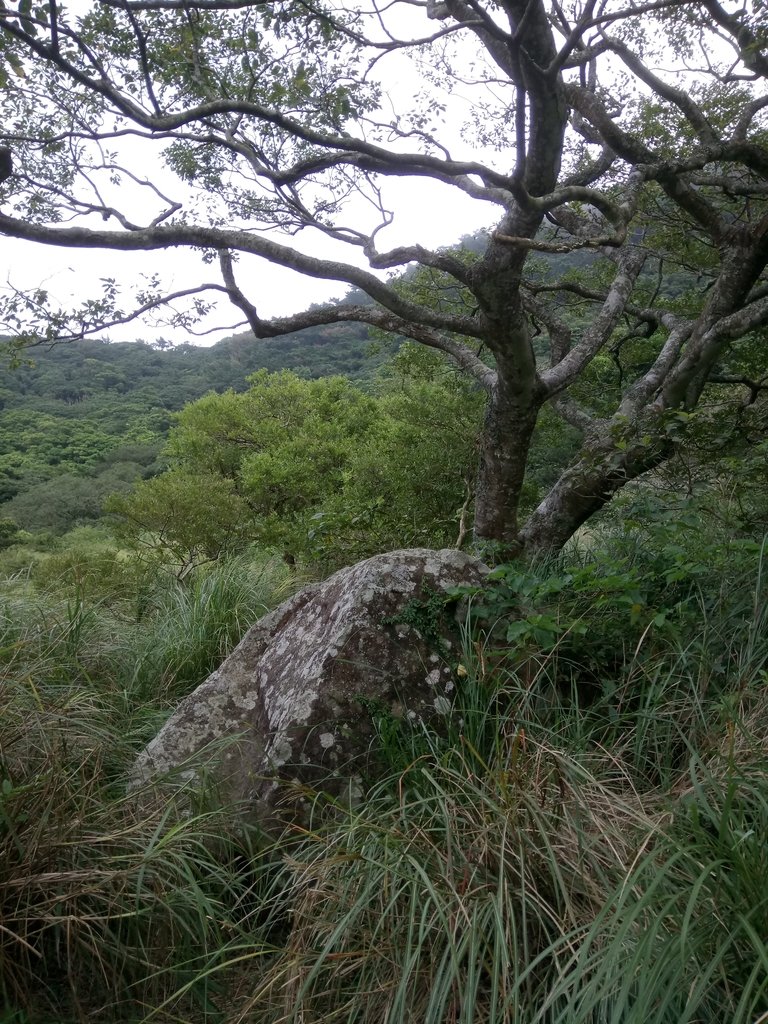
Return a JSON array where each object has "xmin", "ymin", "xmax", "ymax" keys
[{"xmin": 133, "ymin": 548, "xmax": 489, "ymax": 828}]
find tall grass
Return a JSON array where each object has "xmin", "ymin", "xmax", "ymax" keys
[
  {"xmin": 0, "ymin": 553, "xmax": 296, "ymax": 1022},
  {"xmin": 0, "ymin": 718, "xmax": 277, "ymax": 1022},
  {"xmin": 552, "ymin": 753, "xmax": 768, "ymax": 1023},
  {"xmin": 2, "ymin": 536, "xmax": 768, "ymax": 1022},
  {"xmin": 233, "ymin": 713, "xmax": 768, "ymax": 1024},
  {"xmin": 117, "ymin": 554, "xmax": 297, "ymax": 702},
  {"xmin": 229, "ymin": 543, "xmax": 768, "ymax": 1024},
  {"xmin": 238, "ymin": 738, "xmax": 653, "ymax": 1024}
]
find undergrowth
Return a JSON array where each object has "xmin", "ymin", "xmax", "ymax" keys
[
  {"xmin": 0, "ymin": 552, "xmax": 296, "ymax": 1022},
  {"xmin": 1, "ymin": 530, "xmax": 767, "ymax": 1022},
  {"xmin": 232, "ymin": 532, "xmax": 768, "ymax": 1024}
]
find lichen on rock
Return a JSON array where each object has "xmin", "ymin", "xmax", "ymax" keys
[{"xmin": 132, "ymin": 548, "xmax": 489, "ymax": 829}]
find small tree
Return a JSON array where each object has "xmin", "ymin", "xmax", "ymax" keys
[
  {"xmin": 0, "ymin": 0, "xmax": 767, "ymax": 557},
  {"xmin": 0, "ymin": 516, "xmax": 19, "ymax": 550},
  {"xmin": 106, "ymin": 469, "xmax": 251, "ymax": 575}
]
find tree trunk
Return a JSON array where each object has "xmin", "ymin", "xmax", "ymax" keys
[
  {"xmin": 473, "ymin": 375, "xmax": 546, "ymax": 554},
  {"xmin": 518, "ymin": 421, "xmax": 671, "ymax": 558}
]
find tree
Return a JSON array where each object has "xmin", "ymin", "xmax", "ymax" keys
[
  {"xmin": 0, "ymin": 515, "xmax": 20, "ymax": 549},
  {"xmin": 110, "ymin": 368, "xmax": 481, "ymax": 567},
  {"xmin": 0, "ymin": 0, "xmax": 766, "ymax": 558},
  {"xmin": 166, "ymin": 370, "xmax": 381, "ymax": 559},
  {"xmin": 105, "ymin": 468, "xmax": 252, "ymax": 574}
]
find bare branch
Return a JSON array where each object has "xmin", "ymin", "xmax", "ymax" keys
[
  {"xmin": 607, "ymin": 37, "xmax": 721, "ymax": 148},
  {"xmin": 494, "ymin": 230, "xmax": 621, "ymax": 252},
  {"xmin": 0, "ymin": 211, "xmax": 484, "ymax": 339},
  {"xmin": 550, "ymin": 392, "xmax": 595, "ymax": 432},
  {"xmin": 701, "ymin": 0, "xmax": 768, "ymax": 79},
  {"xmin": 733, "ymin": 94, "xmax": 768, "ymax": 142},
  {"xmin": 619, "ymin": 319, "xmax": 693, "ymax": 413}
]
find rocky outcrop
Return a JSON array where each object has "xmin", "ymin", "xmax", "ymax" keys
[{"xmin": 133, "ymin": 548, "xmax": 488, "ymax": 828}]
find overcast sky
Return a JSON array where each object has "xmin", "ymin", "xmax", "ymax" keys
[{"xmin": 0, "ymin": 17, "xmax": 499, "ymax": 348}]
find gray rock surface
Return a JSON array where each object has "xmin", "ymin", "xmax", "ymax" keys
[{"xmin": 133, "ymin": 548, "xmax": 488, "ymax": 827}]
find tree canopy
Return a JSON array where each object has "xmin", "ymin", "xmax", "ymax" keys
[
  {"xmin": 0, "ymin": 0, "xmax": 767, "ymax": 557},
  {"xmin": 107, "ymin": 363, "xmax": 485, "ymax": 570}
]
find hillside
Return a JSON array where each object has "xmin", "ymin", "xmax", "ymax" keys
[
  {"xmin": 0, "ymin": 318, "xmax": 380, "ymax": 533},
  {"xmin": 0, "ymin": 233, "xmax": 695, "ymax": 538}
]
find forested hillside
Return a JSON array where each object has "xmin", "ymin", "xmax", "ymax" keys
[{"xmin": 0, "ymin": 316, "xmax": 379, "ymax": 532}]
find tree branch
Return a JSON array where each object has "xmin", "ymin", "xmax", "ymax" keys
[
  {"xmin": 701, "ymin": 0, "xmax": 768, "ymax": 79},
  {"xmin": 217, "ymin": 249, "xmax": 497, "ymax": 388},
  {"xmin": 607, "ymin": 37, "xmax": 720, "ymax": 148},
  {"xmin": 541, "ymin": 247, "xmax": 647, "ymax": 394},
  {"xmin": 0, "ymin": 211, "xmax": 483, "ymax": 339}
]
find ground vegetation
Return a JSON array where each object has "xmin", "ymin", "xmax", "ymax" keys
[{"xmin": 1, "ymin": 493, "xmax": 767, "ymax": 1022}]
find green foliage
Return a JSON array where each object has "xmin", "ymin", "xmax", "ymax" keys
[
  {"xmin": 521, "ymin": 403, "xmax": 582, "ymax": 507},
  {"xmin": 651, "ymin": 392, "xmax": 768, "ymax": 538},
  {"xmin": 602, "ymin": 486, "xmax": 768, "ymax": 608},
  {"xmin": 460, "ymin": 491, "xmax": 768, "ymax": 728},
  {"xmin": 112, "ymin": 363, "xmax": 483, "ymax": 570},
  {"xmin": 162, "ymin": 370, "xmax": 381, "ymax": 561},
  {"xmin": 311, "ymin": 352, "xmax": 485, "ymax": 564},
  {"xmin": 0, "ymin": 321, "xmax": 382, "ymax": 535},
  {"xmin": 383, "ymin": 586, "xmax": 456, "ymax": 653},
  {"xmin": 461, "ymin": 553, "xmax": 678, "ymax": 703},
  {"xmin": 106, "ymin": 469, "xmax": 252, "ymax": 575},
  {"xmin": 2, "ymin": 469, "xmax": 144, "ymax": 533},
  {"xmin": 0, "ymin": 516, "xmax": 19, "ymax": 549}
]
